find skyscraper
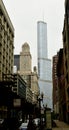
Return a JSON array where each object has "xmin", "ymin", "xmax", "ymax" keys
[
  {"xmin": 19, "ymin": 42, "xmax": 39, "ymax": 104},
  {"xmin": 37, "ymin": 21, "xmax": 52, "ymax": 109}
]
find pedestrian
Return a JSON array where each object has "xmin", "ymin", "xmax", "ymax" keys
[{"xmin": 27, "ymin": 118, "xmax": 36, "ymax": 130}]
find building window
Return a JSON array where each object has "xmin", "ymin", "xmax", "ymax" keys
[
  {"xmin": 66, "ymin": 73, "xmax": 68, "ymax": 83},
  {"xmin": 65, "ymin": 60, "xmax": 67, "ymax": 69},
  {"xmin": 67, "ymin": 9, "xmax": 69, "ymax": 24},
  {"xmin": 67, "ymin": 88, "xmax": 69, "ymax": 99},
  {"xmin": 0, "ymin": 24, "xmax": 2, "ymax": 32}
]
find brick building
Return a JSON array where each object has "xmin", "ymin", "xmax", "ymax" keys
[{"xmin": 62, "ymin": 0, "xmax": 69, "ymax": 123}]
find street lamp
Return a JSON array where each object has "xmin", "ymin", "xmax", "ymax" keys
[
  {"xmin": 43, "ymin": 104, "xmax": 52, "ymax": 130},
  {"xmin": 37, "ymin": 92, "xmax": 44, "ymax": 128}
]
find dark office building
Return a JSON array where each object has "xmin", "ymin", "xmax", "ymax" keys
[{"xmin": 14, "ymin": 55, "xmax": 20, "ymax": 71}]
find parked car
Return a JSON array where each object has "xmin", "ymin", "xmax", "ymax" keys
[
  {"xmin": 19, "ymin": 122, "xmax": 28, "ymax": 130},
  {"xmin": 0, "ymin": 119, "xmax": 4, "ymax": 124},
  {"xmin": 33, "ymin": 118, "xmax": 40, "ymax": 127}
]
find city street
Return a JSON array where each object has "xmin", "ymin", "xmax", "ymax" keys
[
  {"xmin": 0, "ymin": 0, "xmax": 69, "ymax": 130},
  {"xmin": 52, "ymin": 120, "xmax": 69, "ymax": 130},
  {"xmin": 33, "ymin": 120, "xmax": 69, "ymax": 130}
]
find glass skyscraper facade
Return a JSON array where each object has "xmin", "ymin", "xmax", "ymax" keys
[
  {"xmin": 37, "ymin": 21, "xmax": 48, "ymax": 59},
  {"xmin": 37, "ymin": 21, "xmax": 52, "ymax": 109}
]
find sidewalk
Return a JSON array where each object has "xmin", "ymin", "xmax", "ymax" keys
[
  {"xmin": 52, "ymin": 120, "xmax": 69, "ymax": 130},
  {"xmin": 37, "ymin": 120, "xmax": 69, "ymax": 130}
]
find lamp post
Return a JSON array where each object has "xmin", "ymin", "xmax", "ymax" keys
[
  {"xmin": 43, "ymin": 104, "xmax": 52, "ymax": 130},
  {"xmin": 37, "ymin": 92, "xmax": 44, "ymax": 128}
]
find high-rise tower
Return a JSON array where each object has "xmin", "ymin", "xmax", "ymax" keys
[
  {"xmin": 37, "ymin": 21, "xmax": 48, "ymax": 60},
  {"xmin": 37, "ymin": 21, "xmax": 52, "ymax": 109},
  {"xmin": 20, "ymin": 42, "xmax": 32, "ymax": 74},
  {"xmin": 19, "ymin": 42, "xmax": 39, "ymax": 104}
]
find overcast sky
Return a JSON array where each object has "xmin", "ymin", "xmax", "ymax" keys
[{"xmin": 3, "ymin": 0, "xmax": 65, "ymax": 68}]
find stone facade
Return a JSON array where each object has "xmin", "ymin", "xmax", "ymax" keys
[
  {"xmin": 20, "ymin": 42, "xmax": 32, "ymax": 74},
  {"xmin": 0, "ymin": 0, "xmax": 14, "ymax": 80},
  {"xmin": 19, "ymin": 43, "xmax": 39, "ymax": 104}
]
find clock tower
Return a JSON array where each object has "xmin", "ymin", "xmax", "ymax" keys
[{"xmin": 20, "ymin": 42, "xmax": 32, "ymax": 74}]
